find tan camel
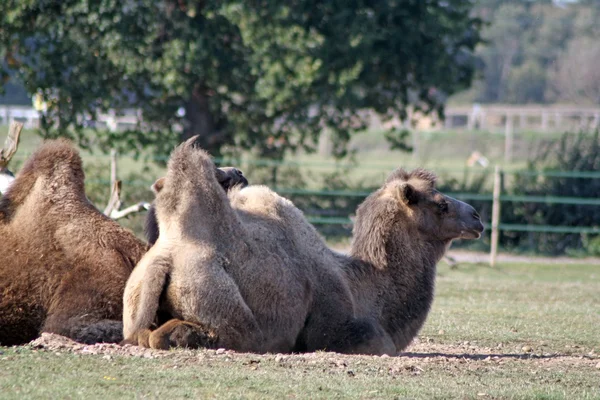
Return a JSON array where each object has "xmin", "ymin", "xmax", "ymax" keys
[
  {"xmin": 144, "ymin": 167, "xmax": 248, "ymax": 245},
  {"xmin": 123, "ymin": 137, "xmax": 484, "ymax": 354}
]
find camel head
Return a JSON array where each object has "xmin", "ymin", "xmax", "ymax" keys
[
  {"xmin": 352, "ymin": 168, "xmax": 484, "ymax": 268},
  {"xmin": 382, "ymin": 168, "xmax": 484, "ymax": 242}
]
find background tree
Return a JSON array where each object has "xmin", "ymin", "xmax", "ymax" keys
[
  {"xmin": 0, "ymin": 1, "xmax": 481, "ymax": 158},
  {"xmin": 453, "ymin": 0, "xmax": 600, "ymax": 105}
]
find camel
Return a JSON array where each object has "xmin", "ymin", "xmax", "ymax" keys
[
  {"xmin": 0, "ymin": 139, "xmax": 249, "ymax": 346},
  {"xmin": 144, "ymin": 167, "xmax": 248, "ymax": 245},
  {"xmin": 123, "ymin": 136, "xmax": 484, "ymax": 355},
  {"xmin": 0, "ymin": 140, "xmax": 149, "ymax": 346},
  {"xmin": 0, "ymin": 168, "xmax": 14, "ymax": 195}
]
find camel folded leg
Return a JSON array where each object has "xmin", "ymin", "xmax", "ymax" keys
[
  {"xmin": 146, "ymin": 319, "xmax": 217, "ymax": 350},
  {"xmin": 297, "ymin": 291, "xmax": 397, "ymax": 355},
  {"xmin": 42, "ymin": 315, "xmax": 124, "ymax": 344}
]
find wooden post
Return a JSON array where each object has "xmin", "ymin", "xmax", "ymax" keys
[
  {"xmin": 541, "ymin": 112, "xmax": 549, "ymax": 132},
  {"xmin": 0, "ymin": 121, "xmax": 23, "ymax": 170},
  {"xmin": 110, "ymin": 149, "xmax": 118, "ymax": 190},
  {"xmin": 504, "ymin": 115, "xmax": 514, "ymax": 165},
  {"xmin": 519, "ymin": 113, "xmax": 526, "ymax": 129},
  {"xmin": 490, "ymin": 165, "xmax": 502, "ymax": 267},
  {"xmin": 104, "ymin": 149, "xmax": 121, "ymax": 216},
  {"xmin": 592, "ymin": 113, "xmax": 600, "ymax": 131}
]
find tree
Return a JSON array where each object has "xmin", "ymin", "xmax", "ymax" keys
[
  {"xmin": 456, "ymin": 1, "xmax": 600, "ymax": 105},
  {"xmin": 1, "ymin": 1, "xmax": 481, "ymax": 158},
  {"xmin": 551, "ymin": 37, "xmax": 600, "ymax": 105}
]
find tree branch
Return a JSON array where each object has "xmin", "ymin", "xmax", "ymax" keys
[
  {"xmin": 103, "ymin": 180, "xmax": 122, "ymax": 216},
  {"xmin": 109, "ymin": 202, "xmax": 151, "ymax": 220},
  {"xmin": 0, "ymin": 121, "xmax": 23, "ymax": 170}
]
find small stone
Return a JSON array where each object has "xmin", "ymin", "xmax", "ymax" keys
[
  {"xmin": 143, "ymin": 351, "xmax": 154, "ymax": 359},
  {"xmin": 275, "ymin": 354, "xmax": 286, "ymax": 363},
  {"xmin": 347, "ymin": 370, "xmax": 355, "ymax": 377},
  {"xmin": 463, "ymin": 341, "xmax": 470, "ymax": 346},
  {"xmin": 438, "ymin": 330, "xmax": 445, "ymax": 335},
  {"xmin": 595, "ymin": 362, "xmax": 600, "ymax": 370},
  {"xmin": 380, "ymin": 354, "xmax": 390, "ymax": 358},
  {"xmin": 216, "ymin": 348, "xmax": 226, "ymax": 355},
  {"xmin": 102, "ymin": 355, "xmax": 112, "ymax": 360},
  {"xmin": 477, "ymin": 393, "xmax": 487, "ymax": 397},
  {"xmin": 540, "ymin": 341, "xmax": 548, "ymax": 346},
  {"xmin": 522, "ymin": 346, "xmax": 532, "ymax": 353}
]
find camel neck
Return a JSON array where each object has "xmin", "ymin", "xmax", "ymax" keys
[{"xmin": 347, "ymin": 230, "xmax": 448, "ymax": 351}]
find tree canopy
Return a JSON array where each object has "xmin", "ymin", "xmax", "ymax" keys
[{"xmin": 1, "ymin": 1, "xmax": 481, "ymax": 157}]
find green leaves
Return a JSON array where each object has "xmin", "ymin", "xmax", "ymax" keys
[{"xmin": 1, "ymin": 0, "xmax": 481, "ymax": 158}]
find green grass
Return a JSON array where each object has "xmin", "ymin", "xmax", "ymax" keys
[
  {"xmin": 1, "ymin": 262, "xmax": 599, "ymax": 399},
  {"xmin": 424, "ymin": 262, "xmax": 600, "ymax": 351}
]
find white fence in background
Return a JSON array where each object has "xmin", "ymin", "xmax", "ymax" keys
[
  {"xmin": 1, "ymin": 104, "xmax": 599, "ymax": 134},
  {"xmin": 0, "ymin": 106, "xmax": 142, "ymax": 132}
]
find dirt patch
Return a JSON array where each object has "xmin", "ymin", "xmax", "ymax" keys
[{"xmin": 25, "ymin": 333, "xmax": 599, "ymax": 372}]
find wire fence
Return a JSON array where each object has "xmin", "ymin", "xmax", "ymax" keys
[{"xmin": 78, "ymin": 155, "xmax": 600, "ymax": 239}]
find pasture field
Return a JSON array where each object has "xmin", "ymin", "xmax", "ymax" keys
[
  {"xmin": 0, "ymin": 125, "xmax": 563, "ymax": 185},
  {"xmin": 1, "ymin": 262, "xmax": 598, "ymax": 399}
]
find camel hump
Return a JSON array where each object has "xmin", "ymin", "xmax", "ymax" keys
[
  {"xmin": 166, "ymin": 135, "xmax": 215, "ymax": 184},
  {"xmin": 0, "ymin": 139, "xmax": 83, "ymax": 221},
  {"xmin": 19, "ymin": 139, "xmax": 82, "ymax": 178}
]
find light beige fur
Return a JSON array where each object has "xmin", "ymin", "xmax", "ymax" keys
[{"xmin": 123, "ymin": 136, "xmax": 484, "ymax": 354}]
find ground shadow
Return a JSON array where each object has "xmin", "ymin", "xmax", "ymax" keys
[{"xmin": 402, "ymin": 351, "xmax": 583, "ymax": 361}]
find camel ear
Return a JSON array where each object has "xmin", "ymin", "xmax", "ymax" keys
[
  {"xmin": 151, "ymin": 177, "xmax": 166, "ymax": 194},
  {"xmin": 396, "ymin": 183, "xmax": 419, "ymax": 205}
]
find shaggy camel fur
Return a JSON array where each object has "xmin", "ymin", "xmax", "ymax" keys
[
  {"xmin": 0, "ymin": 140, "xmax": 148, "ymax": 346},
  {"xmin": 123, "ymin": 137, "xmax": 484, "ymax": 355},
  {"xmin": 144, "ymin": 167, "xmax": 247, "ymax": 245}
]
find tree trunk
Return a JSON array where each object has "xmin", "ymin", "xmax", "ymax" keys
[{"xmin": 182, "ymin": 85, "xmax": 223, "ymax": 154}]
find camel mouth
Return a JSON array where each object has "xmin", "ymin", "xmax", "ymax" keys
[
  {"xmin": 460, "ymin": 222, "xmax": 485, "ymax": 240},
  {"xmin": 461, "ymin": 230, "xmax": 482, "ymax": 240}
]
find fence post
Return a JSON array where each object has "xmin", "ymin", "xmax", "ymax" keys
[
  {"xmin": 504, "ymin": 115, "xmax": 514, "ymax": 164},
  {"xmin": 490, "ymin": 165, "xmax": 502, "ymax": 267},
  {"xmin": 110, "ymin": 149, "xmax": 118, "ymax": 189}
]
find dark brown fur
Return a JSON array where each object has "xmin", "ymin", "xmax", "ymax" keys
[{"xmin": 0, "ymin": 140, "xmax": 147, "ymax": 346}]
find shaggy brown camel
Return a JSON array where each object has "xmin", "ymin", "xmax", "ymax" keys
[
  {"xmin": 123, "ymin": 137, "xmax": 484, "ymax": 355},
  {"xmin": 0, "ymin": 139, "xmax": 148, "ymax": 346}
]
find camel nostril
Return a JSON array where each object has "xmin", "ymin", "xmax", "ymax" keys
[{"xmin": 472, "ymin": 211, "xmax": 481, "ymax": 220}]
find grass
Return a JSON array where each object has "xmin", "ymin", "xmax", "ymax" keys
[{"xmin": 1, "ymin": 262, "xmax": 599, "ymax": 399}]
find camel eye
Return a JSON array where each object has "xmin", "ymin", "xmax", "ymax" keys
[{"xmin": 437, "ymin": 201, "xmax": 449, "ymax": 213}]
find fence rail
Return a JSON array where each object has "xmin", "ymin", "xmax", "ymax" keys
[{"xmin": 18, "ymin": 150, "xmax": 600, "ymax": 263}]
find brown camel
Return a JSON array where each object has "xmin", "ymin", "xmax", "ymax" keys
[
  {"xmin": 123, "ymin": 137, "xmax": 484, "ymax": 355},
  {"xmin": 0, "ymin": 140, "xmax": 148, "ymax": 346}
]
